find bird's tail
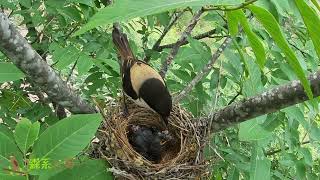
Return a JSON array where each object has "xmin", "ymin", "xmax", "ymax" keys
[{"xmin": 112, "ymin": 25, "xmax": 134, "ymax": 61}]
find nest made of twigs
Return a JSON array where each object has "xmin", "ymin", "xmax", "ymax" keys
[{"xmin": 90, "ymin": 99, "xmax": 209, "ymax": 179}]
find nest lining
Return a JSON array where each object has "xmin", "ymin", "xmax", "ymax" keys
[{"xmin": 91, "ymin": 99, "xmax": 209, "ymax": 179}]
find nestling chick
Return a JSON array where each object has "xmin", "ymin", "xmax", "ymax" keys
[
  {"xmin": 128, "ymin": 125, "xmax": 172, "ymax": 163},
  {"xmin": 112, "ymin": 25, "xmax": 172, "ymax": 125}
]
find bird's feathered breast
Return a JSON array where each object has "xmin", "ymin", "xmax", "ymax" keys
[{"xmin": 130, "ymin": 61, "xmax": 165, "ymax": 95}]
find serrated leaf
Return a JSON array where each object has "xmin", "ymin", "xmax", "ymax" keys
[
  {"xmin": 295, "ymin": 0, "xmax": 320, "ymax": 62},
  {"xmin": 0, "ymin": 63, "xmax": 25, "ymax": 83},
  {"xmin": 32, "ymin": 114, "xmax": 102, "ymax": 160},
  {"xmin": 74, "ymin": 0, "xmax": 239, "ymax": 36},
  {"xmin": 248, "ymin": 5, "xmax": 313, "ymax": 99},
  {"xmin": 250, "ymin": 147, "xmax": 271, "ymax": 180},
  {"xmin": 50, "ymin": 159, "xmax": 113, "ymax": 180},
  {"xmin": 14, "ymin": 118, "xmax": 40, "ymax": 154}
]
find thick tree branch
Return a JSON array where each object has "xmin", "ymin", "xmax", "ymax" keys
[
  {"xmin": 197, "ymin": 71, "xmax": 320, "ymax": 133},
  {"xmin": 0, "ymin": 12, "xmax": 96, "ymax": 114},
  {"xmin": 173, "ymin": 37, "xmax": 232, "ymax": 103},
  {"xmin": 159, "ymin": 9, "xmax": 204, "ymax": 78}
]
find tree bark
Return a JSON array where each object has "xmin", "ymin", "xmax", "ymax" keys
[
  {"xmin": 197, "ymin": 71, "xmax": 320, "ymax": 133},
  {"xmin": 0, "ymin": 12, "xmax": 96, "ymax": 114}
]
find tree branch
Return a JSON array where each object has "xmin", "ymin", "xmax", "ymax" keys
[
  {"xmin": 173, "ymin": 37, "xmax": 231, "ymax": 103},
  {"xmin": 144, "ymin": 10, "xmax": 185, "ymax": 62},
  {"xmin": 0, "ymin": 12, "xmax": 96, "ymax": 114},
  {"xmin": 266, "ymin": 141, "xmax": 310, "ymax": 156},
  {"xmin": 197, "ymin": 71, "xmax": 320, "ymax": 133},
  {"xmin": 156, "ymin": 28, "xmax": 225, "ymax": 51},
  {"xmin": 203, "ymin": 0, "xmax": 258, "ymax": 11},
  {"xmin": 159, "ymin": 8, "xmax": 204, "ymax": 78}
]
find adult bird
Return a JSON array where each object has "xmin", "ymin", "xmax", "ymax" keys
[{"xmin": 112, "ymin": 25, "xmax": 172, "ymax": 125}]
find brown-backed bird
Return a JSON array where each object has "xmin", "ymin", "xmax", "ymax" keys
[{"xmin": 112, "ymin": 25, "xmax": 172, "ymax": 125}]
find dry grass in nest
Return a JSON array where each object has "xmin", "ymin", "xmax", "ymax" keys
[{"xmin": 90, "ymin": 99, "xmax": 209, "ymax": 179}]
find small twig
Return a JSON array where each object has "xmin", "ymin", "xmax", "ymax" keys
[
  {"xmin": 173, "ymin": 37, "xmax": 232, "ymax": 103},
  {"xmin": 66, "ymin": 59, "xmax": 78, "ymax": 82},
  {"xmin": 203, "ymin": 0, "xmax": 258, "ymax": 11},
  {"xmin": 266, "ymin": 141, "xmax": 311, "ymax": 156},
  {"xmin": 289, "ymin": 41, "xmax": 308, "ymax": 58},
  {"xmin": 159, "ymin": 8, "xmax": 205, "ymax": 78},
  {"xmin": 144, "ymin": 10, "xmax": 185, "ymax": 62},
  {"xmin": 64, "ymin": 23, "xmax": 80, "ymax": 41},
  {"xmin": 30, "ymin": 16, "xmax": 55, "ymax": 44},
  {"xmin": 227, "ymin": 89, "xmax": 242, "ymax": 105},
  {"xmin": 157, "ymin": 27, "xmax": 226, "ymax": 51}
]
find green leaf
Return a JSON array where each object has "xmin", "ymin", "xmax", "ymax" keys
[
  {"xmin": 299, "ymin": 147, "xmax": 312, "ymax": 166},
  {"xmin": 261, "ymin": 113, "xmax": 283, "ymax": 132},
  {"xmin": 74, "ymin": 0, "xmax": 234, "ymax": 36},
  {"xmin": 50, "ymin": 159, "xmax": 113, "ymax": 180},
  {"xmin": 240, "ymin": 20, "xmax": 266, "ymax": 68},
  {"xmin": 242, "ymin": 57, "xmax": 264, "ymax": 96},
  {"xmin": 77, "ymin": 55, "xmax": 94, "ymax": 75},
  {"xmin": 45, "ymin": 0, "xmax": 66, "ymax": 8},
  {"xmin": 0, "ymin": 173, "xmax": 26, "ymax": 180},
  {"xmin": 18, "ymin": 0, "xmax": 31, "ymax": 7},
  {"xmin": 310, "ymin": 124, "xmax": 320, "ymax": 141},
  {"xmin": 226, "ymin": 11, "xmax": 239, "ymax": 36},
  {"xmin": 295, "ymin": 160, "xmax": 306, "ymax": 180},
  {"xmin": 50, "ymin": 43, "xmax": 79, "ymax": 70},
  {"xmin": 227, "ymin": 166, "xmax": 239, "ymax": 180},
  {"xmin": 0, "ymin": 63, "xmax": 25, "ymax": 83},
  {"xmin": 0, "ymin": 133, "xmax": 23, "ymax": 170},
  {"xmin": 32, "ymin": 114, "xmax": 102, "ymax": 160},
  {"xmin": 0, "ymin": 124, "xmax": 14, "ymax": 140},
  {"xmin": 171, "ymin": 69, "xmax": 192, "ymax": 82},
  {"xmin": 14, "ymin": 118, "xmax": 40, "ymax": 154},
  {"xmin": 226, "ymin": 10, "xmax": 266, "ymax": 68},
  {"xmin": 239, "ymin": 116, "xmax": 272, "ymax": 141},
  {"xmin": 67, "ymin": 0, "xmax": 94, "ymax": 6},
  {"xmin": 295, "ymin": 0, "xmax": 320, "ymax": 62},
  {"xmin": 248, "ymin": 5, "xmax": 313, "ymax": 99},
  {"xmin": 250, "ymin": 147, "xmax": 271, "ymax": 180},
  {"xmin": 311, "ymin": 0, "xmax": 320, "ymax": 12},
  {"xmin": 283, "ymin": 106, "xmax": 309, "ymax": 130}
]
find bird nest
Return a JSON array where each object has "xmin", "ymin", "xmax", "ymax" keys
[{"xmin": 90, "ymin": 99, "xmax": 209, "ymax": 179}]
